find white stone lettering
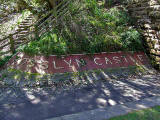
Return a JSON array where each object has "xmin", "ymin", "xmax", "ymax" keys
[
  {"xmin": 39, "ymin": 61, "xmax": 48, "ymax": 70},
  {"xmin": 121, "ymin": 56, "xmax": 128, "ymax": 63},
  {"xmin": 105, "ymin": 57, "xmax": 112, "ymax": 64},
  {"xmin": 129, "ymin": 56, "xmax": 136, "ymax": 63},
  {"xmin": 76, "ymin": 59, "xmax": 85, "ymax": 67},
  {"xmin": 64, "ymin": 59, "xmax": 72, "ymax": 67},
  {"xmin": 53, "ymin": 61, "xmax": 64, "ymax": 69},
  {"xmin": 94, "ymin": 58, "xmax": 103, "ymax": 65},
  {"xmin": 37, "ymin": 59, "xmax": 49, "ymax": 70},
  {"xmin": 137, "ymin": 55, "xmax": 143, "ymax": 61},
  {"xmin": 20, "ymin": 58, "xmax": 29, "ymax": 66},
  {"xmin": 113, "ymin": 56, "xmax": 121, "ymax": 64}
]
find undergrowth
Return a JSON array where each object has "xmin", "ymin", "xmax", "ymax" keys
[
  {"xmin": 22, "ymin": 0, "xmax": 143, "ymax": 56},
  {"xmin": 0, "ymin": 55, "xmax": 12, "ymax": 68}
]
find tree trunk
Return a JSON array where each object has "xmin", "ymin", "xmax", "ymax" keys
[
  {"xmin": 104, "ymin": 0, "xmax": 120, "ymax": 8},
  {"xmin": 47, "ymin": 0, "xmax": 57, "ymax": 9}
]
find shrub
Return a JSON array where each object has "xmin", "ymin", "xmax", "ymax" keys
[
  {"xmin": 23, "ymin": 32, "xmax": 68, "ymax": 56},
  {"xmin": 0, "ymin": 56, "xmax": 12, "ymax": 68},
  {"xmin": 22, "ymin": 0, "xmax": 143, "ymax": 56},
  {"xmin": 120, "ymin": 29, "xmax": 143, "ymax": 51}
]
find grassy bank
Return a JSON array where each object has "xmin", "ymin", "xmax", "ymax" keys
[{"xmin": 109, "ymin": 106, "xmax": 160, "ymax": 120}]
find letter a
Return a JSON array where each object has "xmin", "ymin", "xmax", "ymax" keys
[{"xmin": 105, "ymin": 57, "xmax": 112, "ymax": 64}]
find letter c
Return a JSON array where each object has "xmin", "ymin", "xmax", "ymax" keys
[{"xmin": 94, "ymin": 58, "xmax": 103, "ymax": 65}]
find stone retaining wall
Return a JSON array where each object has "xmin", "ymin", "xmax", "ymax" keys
[{"xmin": 126, "ymin": 0, "xmax": 160, "ymax": 70}]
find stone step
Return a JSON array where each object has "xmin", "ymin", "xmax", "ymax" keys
[
  {"xmin": 18, "ymin": 24, "xmax": 29, "ymax": 27},
  {"xmin": 14, "ymin": 36, "xmax": 24, "ymax": 39},
  {"xmin": 19, "ymin": 31, "xmax": 29, "ymax": 34},
  {"xmin": 21, "ymin": 21, "xmax": 30, "ymax": 23},
  {"xmin": 17, "ymin": 27, "xmax": 26, "ymax": 29},
  {"xmin": 20, "ymin": 23, "xmax": 31, "ymax": 26},
  {"xmin": 18, "ymin": 25, "xmax": 31, "ymax": 28},
  {"xmin": 149, "ymin": 5, "xmax": 160, "ymax": 11},
  {"xmin": 17, "ymin": 35, "xmax": 27, "ymax": 39},
  {"xmin": 25, "ymin": 16, "xmax": 34, "ymax": 19},
  {"xmin": 15, "ymin": 39, "xmax": 27, "ymax": 43},
  {"xmin": 26, "ymin": 15, "xmax": 33, "ymax": 18},
  {"xmin": 17, "ymin": 28, "xmax": 29, "ymax": 31},
  {"xmin": 24, "ymin": 19, "xmax": 33, "ymax": 21},
  {"xmin": 137, "ymin": 19, "xmax": 152, "ymax": 24},
  {"xmin": 15, "ymin": 41, "xmax": 24, "ymax": 44},
  {"xmin": 17, "ymin": 33, "xmax": 29, "ymax": 36}
]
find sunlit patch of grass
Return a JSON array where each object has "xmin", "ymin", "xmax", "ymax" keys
[{"xmin": 109, "ymin": 106, "xmax": 160, "ymax": 120}]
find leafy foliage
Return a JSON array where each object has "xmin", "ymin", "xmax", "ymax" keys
[
  {"xmin": 22, "ymin": 0, "xmax": 143, "ymax": 56},
  {"xmin": 0, "ymin": 56, "xmax": 12, "ymax": 68},
  {"xmin": 23, "ymin": 31, "xmax": 67, "ymax": 56},
  {"xmin": 120, "ymin": 29, "xmax": 143, "ymax": 51}
]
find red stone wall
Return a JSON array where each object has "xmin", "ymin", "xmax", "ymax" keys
[{"xmin": 7, "ymin": 52, "xmax": 149, "ymax": 74}]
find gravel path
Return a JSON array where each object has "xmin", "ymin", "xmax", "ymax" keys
[{"xmin": 0, "ymin": 67, "xmax": 160, "ymax": 120}]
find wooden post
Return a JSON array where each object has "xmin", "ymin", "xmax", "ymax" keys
[{"xmin": 9, "ymin": 35, "xmax": 15, "ymax": 54}]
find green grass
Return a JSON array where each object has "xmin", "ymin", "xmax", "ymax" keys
[{"xmin": 109, "ymin": 106, "xmax": 160, "ymax": 120}]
